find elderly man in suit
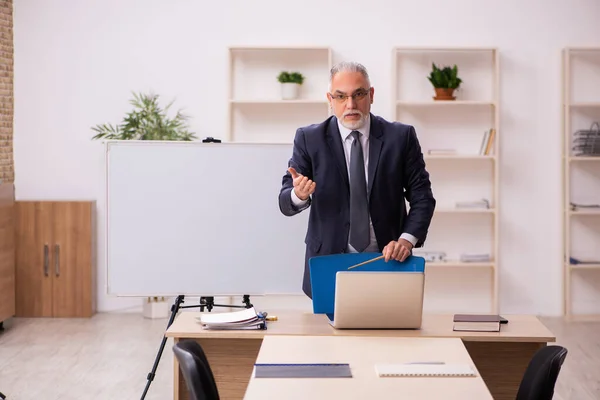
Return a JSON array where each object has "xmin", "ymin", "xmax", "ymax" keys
[{"xmin": 278, "ymin": 61, "xmax": 436, "ymax": 298}]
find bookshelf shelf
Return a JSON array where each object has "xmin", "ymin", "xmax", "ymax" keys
[
  {"xmin": 569, "ymin": 210, "xmax": 600, "ymax": 216},
  {"xmin": 570, "ymin": 264, "xmax": 600, "ymax": 270},
  {"xmin": 397, "ymin": 100, "xmax": 496, "ymax": 107},
  {"xmin": 227, "ymin": 46, "xmax": 332, "ymax": 142},
  {"xmin": 393, "ymin": 47, "xmax": 499, "ymax": 313},
  {"xmin": 230, "ymin": 99, "xmax": 328, "ymax": 105},
  {"xmin": 569, "ymin": 156, "xmax": 600, "ymax": 162},
  {"xmin": 427, "ymin": 262, "xmax": 495, "ymax": 268},
  {"xmin": 424, "ymin": 155, "xmax": 496, "ymax": 161},
  {"xmin": 435, "ymin": 208, "xmax": 495, "ymax": 214},
  {"xmin": 562, "ymin": 47, "xmax": 600, "ymax": 318},
  {"xmin": 569, "ymin": 102, "xmax": 600, "ymax": 108}
]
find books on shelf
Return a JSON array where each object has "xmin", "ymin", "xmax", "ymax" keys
[
  {"xmin": 196, "ymin": 306, "xmax": 266, "ymax": 330},
  {"xmin": 428, "ymin": 149, "xmax": 457, "ymax": 155},
  {"xmin": 455, "ymin": 199, "xmax": 490, "ymax": 209},
  {"xmin": 479, "ymin": 129, "xmax": 496, "ymax": 155},
  {"xmin": 412, "ymin": 250, "xmax": 447, "ymax": 262},
  {"xmin": 569, "ymin": 202, "xmax": 600, "ymax": 211},
  {"xmin": 460, "ymin": 253, "xmax": 491, "ymax": 263}
]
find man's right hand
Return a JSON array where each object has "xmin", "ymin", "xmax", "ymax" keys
[{"xmin": 289, "ymin": 167, "xmax": 316, "ymax": 201}]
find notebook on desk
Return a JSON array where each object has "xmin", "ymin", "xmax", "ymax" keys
[
  {"xmin": 254, "ymin": 363, "xmax": 352, "ymax": 378},
  {"xmin": 376, "ymin": 364, "xmax": 476, "ymax": 377}
]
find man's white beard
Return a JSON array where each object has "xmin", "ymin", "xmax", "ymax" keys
[{"xmin": 340, "ymin": 110, "xmax": 366, "ymax": 130}]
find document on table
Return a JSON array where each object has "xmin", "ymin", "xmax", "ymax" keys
[{"xmin": 254, "ymin": 363, "xmax": 352, "ymax": 378}]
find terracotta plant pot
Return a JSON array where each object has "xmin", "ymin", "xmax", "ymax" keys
[{"xmin": 433, "ymin": 88, "xmax": 456, "ymax": 101}]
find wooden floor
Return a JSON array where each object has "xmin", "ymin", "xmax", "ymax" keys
[{"xmin": 0, "ymin": 313, "xmax": 598, "ymax": 399}]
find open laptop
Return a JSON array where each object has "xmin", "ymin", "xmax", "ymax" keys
[{"xmin": 326, "ymin": 271, "xmax": 424, "ymax": 329}]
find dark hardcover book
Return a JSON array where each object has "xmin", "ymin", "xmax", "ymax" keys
[{"xmin": 453, "ymin": 314, "xmax": 501, "ymax": 332}]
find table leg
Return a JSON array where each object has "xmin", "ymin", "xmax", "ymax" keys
[
  {"xmin": 176, "ymin": 338, "xmax": 262, "ymax": 400},
  {"xmin": 464, "ymin": 341, "xmax": 546, "ymax": 400}
]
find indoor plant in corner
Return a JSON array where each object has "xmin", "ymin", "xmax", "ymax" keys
[
  {"xmin": 91, "ymin": 91, "xmax": 197, "ymax": 141},
  {"xmin": 277, "ymin": 71, "xmax": 305, "ymax": 100},
  {"xmin": 427, "ymin": 63, "xmax": 462, "ymax": 101}
]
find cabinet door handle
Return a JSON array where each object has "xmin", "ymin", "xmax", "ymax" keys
[
  {"xmin": 43, "ymin": 244, "xmax": 49, "ymax": 277},
  {"xmin": 55, "ymin": 244, "xmax": 60, "ymax": 277}
]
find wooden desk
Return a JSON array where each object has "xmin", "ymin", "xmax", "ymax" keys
[
  {"xmin": 244, "ymin": 336, "xmax": 494, "ymax": 399},
  {"xmin": 166, "ymin": 310, "xmax": 556, "ymax": 400}
]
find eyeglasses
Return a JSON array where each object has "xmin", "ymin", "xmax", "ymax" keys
[{"xmin": 328, "ymin": 88, "xmax": 370, "ymax": 103}]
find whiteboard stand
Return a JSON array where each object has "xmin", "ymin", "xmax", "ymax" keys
[{"xmin": 140, "ymin": 293, "xmax": 254, "ymax": 399}]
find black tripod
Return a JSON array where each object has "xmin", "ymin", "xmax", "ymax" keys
[{"xmin": 140, "ymin": 294, "xmax": 253, "ymax": 400}]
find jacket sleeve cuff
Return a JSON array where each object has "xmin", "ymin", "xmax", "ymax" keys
[
  {"xmin": 399, "ymin": 232, "xmax": 418, "ymax": 247},
  {"xmin": 290, "ymin": 188, "xmax": 309, "ymax": 207}
]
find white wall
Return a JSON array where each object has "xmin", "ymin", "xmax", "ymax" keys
[{"xmin": 13, "ymin": 0, "xmax": 600, "ymax": 316}]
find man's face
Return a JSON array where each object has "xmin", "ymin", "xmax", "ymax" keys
[{"xmin": 327, "ymin": 71, "xmax": 374, "ymax": 130}]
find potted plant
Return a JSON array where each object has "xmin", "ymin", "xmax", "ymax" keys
[
  {"xmin": 277, "ymin": 71, "xmax": 304, "ymax": 100},
  {"xmin": 91, "ymin": 91, "xmax": 197, "ymax": 141},
  {"xmin": 427, "ymin": 63, "xmax": 462, "ymax": 100}
]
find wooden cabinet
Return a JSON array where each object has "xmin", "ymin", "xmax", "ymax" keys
[
  {"xmin": 14, "ymin": 201, "xmax": 96, "ymax": 318},
  {"xmin": 0, "ymin": 183, "xmax": 15, "ymax": 325}
]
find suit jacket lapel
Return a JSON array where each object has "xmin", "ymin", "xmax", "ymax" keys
[
  {"xmin": 325, "ymin": 117, "xmax": 349, "ymax": 191},
  {"xmin": 368, "ymin": 114, "xmax": 383, "ymax": 197}
]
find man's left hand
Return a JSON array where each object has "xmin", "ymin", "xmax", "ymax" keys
[{"xmin": 382, "ymin": 239, "xmax": 413, "ymax": 262}]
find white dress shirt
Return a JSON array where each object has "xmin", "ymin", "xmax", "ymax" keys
[{"xmin": 291, "ymin": 114, "xmax": 418, "ymax": 252}]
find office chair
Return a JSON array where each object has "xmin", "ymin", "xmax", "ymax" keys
[
  {"xmin": 172, "ymin": 340, "xmax": 220, "ymax": 400},
  {"xmin": 515, "ymin": 345, "xmax": 568, "ymax": 400}
]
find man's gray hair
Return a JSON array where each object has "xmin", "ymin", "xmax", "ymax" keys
[{"xmin": 328, "ymin": 61, "xmax": 371, "ymax": 90}]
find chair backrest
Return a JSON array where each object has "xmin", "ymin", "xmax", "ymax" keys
[
  {"xmin": 172, "ymin": 340, "xmax": 220, "ymax": 400},
  {"xmin": 516, "ymin": 345, "xmax": 568, "ymax": 400}
]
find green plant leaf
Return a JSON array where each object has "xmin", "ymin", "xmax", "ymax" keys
[
  {"xmin": 427, "ymin": 63, "xmax": 462, "ymax": 89},
  {"xmin": 278, "ymin": 71, "xmax": 304, "ymax": 84},
  {"xmin": 91, "ymin": 91, "xmax": 198, "ymax": 141}
]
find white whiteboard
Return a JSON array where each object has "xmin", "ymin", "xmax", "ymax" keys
[{"xmin": 105, "ymin": 140, "xmax": 309, "ymax": 297}]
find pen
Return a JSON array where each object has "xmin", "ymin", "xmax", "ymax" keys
[{"xmin": 404, "ymin": 362, "xmax": 446, "ymax": 365}]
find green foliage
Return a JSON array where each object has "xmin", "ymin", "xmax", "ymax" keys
[
  {"xmin": 91, "ymin": 92, "xmax": 197, "ymax": 141},
  {"xmin": 427, "ymin": 63, "xmax": 462, "ymax": 89},
  {"xmin": 277, "ymin": 71, "xmax": 305, "ymax": 84}
]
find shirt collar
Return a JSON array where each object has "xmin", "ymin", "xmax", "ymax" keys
[{"xmin": 337, "ymin": 113, "xmax": 370, "ymax": 141}]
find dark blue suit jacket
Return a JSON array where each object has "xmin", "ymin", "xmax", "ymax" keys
[{"xmin": 278, "ymin": 114, "xmax": 436, "ymax": 298}]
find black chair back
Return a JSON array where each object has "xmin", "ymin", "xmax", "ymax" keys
[
  {"xmin": 516, "ymin": 345, "xmax": 568, "ymax": 400},
  {"xmin": 173, "ymin": 340, "xmax": 220, "ymax": 400}
]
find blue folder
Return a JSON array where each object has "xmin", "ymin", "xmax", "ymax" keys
[{"xmin": 308, "ymin": 253, "xmax": 425, "ymax": 316}]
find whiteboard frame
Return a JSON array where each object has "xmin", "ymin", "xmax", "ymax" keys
[{"xmin": 103, "ymin": 139, "xmax": 309, "ymax": 298}]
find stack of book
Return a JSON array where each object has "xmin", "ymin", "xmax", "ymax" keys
[
  {"xmin": 452, "ymin": 314, "xmax": 502, "ymax": 332},
  {"xmin": 459, "ymin": 253, "xmax": 491, "ymax": 263},
  {"xmin": 196, "ymin": 307, "xmax": 267, "ymax": 330},
  {"xmin": 455, "ymin": 199, "xmax": 490, "ymax": 210}
]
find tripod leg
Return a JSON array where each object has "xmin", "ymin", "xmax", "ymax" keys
[{"xmin": 140, "ymin": 295, "xmax": 185, "ymax": 400}]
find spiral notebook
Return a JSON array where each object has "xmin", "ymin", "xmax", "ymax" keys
[{"xmin": 376, "ymin": 363, "xmax": 476, "ymax": 377}]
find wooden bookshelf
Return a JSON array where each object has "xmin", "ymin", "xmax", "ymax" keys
[
  {"xmin": 393, "ymin": 47, "xmax": 500, "ymax": 313},
  {"xmin": 562, "ymin": 47, "xmax": 600, "ymax": 318},
  {"xmin": 227, "ymin": 46, "xmax": 332, "ymax": 142}
]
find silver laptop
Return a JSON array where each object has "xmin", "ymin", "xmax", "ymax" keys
[{"xmin": 327, "ymin": 271, "xmax": 425, "ymax": 329}]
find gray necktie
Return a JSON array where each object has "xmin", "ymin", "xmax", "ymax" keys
[{"xmin": 349, "ymin": 131, "xmax": 369, "ymax": 252}]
